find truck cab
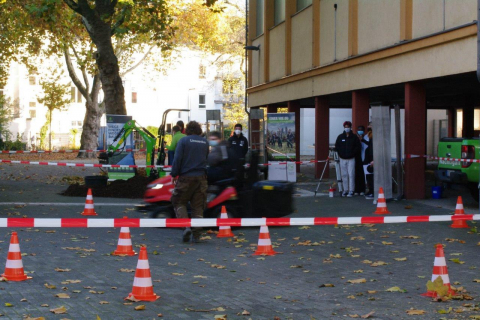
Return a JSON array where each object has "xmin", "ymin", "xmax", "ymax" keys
[{"xmin": 436, "ymin": 137, "xmax": 479, "ymax": 201}]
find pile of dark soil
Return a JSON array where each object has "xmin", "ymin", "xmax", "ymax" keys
[{"xmin": 62, "ymin": 175, "xmax": 154, "ymax": 199}]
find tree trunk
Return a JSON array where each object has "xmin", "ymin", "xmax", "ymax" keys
[
  {"xmin": 83, "ymin": 17, "xmax": 126, "ymax": 115},
  {"xmin": 78, "ymin": 99, "xmax": 102, "ymax": 158}
]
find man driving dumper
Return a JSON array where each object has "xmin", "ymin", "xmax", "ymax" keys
[{"xmin": 207, "ymin": 131, "xmax": 238, "ymax": 184}]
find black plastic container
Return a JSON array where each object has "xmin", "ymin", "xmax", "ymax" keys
[
  {"xmin": 84, "ymin": 176, "xmax": 108, "ymax": 188},
  {"xmin": 252, "ymin": 180, "xmax": 294, "ymax": 217}
]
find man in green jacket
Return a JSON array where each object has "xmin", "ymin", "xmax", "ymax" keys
[{"xmin": 166, "ymin": 125, "xmax": 186, "ymax": 165}]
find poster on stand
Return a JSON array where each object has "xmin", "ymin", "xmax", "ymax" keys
[
  {"xmin": 106, "ymin": 115, "xmax": 135, "ymax": 180},
  {"xmin": 266, "ymin": 113, "xmax": 296, "ymax": 182}
]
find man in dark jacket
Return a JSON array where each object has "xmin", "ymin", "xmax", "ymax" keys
[
  {"xmin": 335, "ymin": 121, "xmax": 361, "ymax": 197},
  {"xmin": 171, "ymin": 121, "xmax": 209, "ymax": 243},
  {"xmin": 228, "ymin": 124, "xmax": 248, "ymax": 159}
]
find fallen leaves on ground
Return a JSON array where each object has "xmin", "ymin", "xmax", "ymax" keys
[
  {"xmin": 361, "ymin": 311, "xmax": 375, "ymax": 319},
  {"xmin": 438, "ymin": 307, "xmax": 452, "ymax": 314},
  {"xmin": 211, "ymin": 264, "xmax": 226, "ymax": 269},
  {"xmin": 44, "ymin": 283, "xmax": 56, "ymax": 289},
  {"xmin": 382, "ymin": 241, "xmax": 393, "ymax": 245},
  {"xmin": 214, "ymin": 315, "xmax": 227, "ymax": 320},
  {"xmin": 394, "ymin": 257, "xmax": 408, "ymax": 261},
  {"xmin": 124, "ymin": 296, "xmax": 141, "ymax": 302},
  {"xmin": 370, "ymin": 261, "xmax": 388, "ymax": 267},
  {"xmin": 319, "ymin": 284, "xmax": 335, "ymax": 287},
  {"xmin": 55, "ymin": 293, "xmax": 70, "ymax": 299},
  {"xmin": 4, "ymin": 303, "xmax": 13, "ymax": 307},
  {"xmin": 50, "ymin": 306, "xmax": 67, "ymax": 314},
  {"xmin": 99, "ymin": 301, "xmax": 109, "ymax": 305},
  {"xmin": 241, "ymin": 310, "xmax": 250, "ymax": 316},
  {"xmin": 54, "ymin": 268, "xmax": 71, "ymax": 272},
  {"xmin": 118, "ymin": 268, "xmax": 135, "ymax": 273},
  {"xmin": 171, "ymin": 273, "xmax": 184, "ymax": 276},
  {"xmin": 406, "ymin": 309, "xmax": 426, "ymax": 315},
  {"xmin": 134, "ymin": 305, "xmax": 146, "ymax": 311},
  {"xmin": 348, "ymin": 278, "xmax": 367, "ymax": 284},
  {"xmin": 386, "ymin": 286, "xmax": 407, "ymax": 293},
  {"xmin": 449, "ymin": 258, "xmax": 465, "ymax": 264},
  {"xmin": 426, "ymin": 277, "xmax": 450, "ymax": 298},
  {"xmin": 274, "ymin": 295, "xmax": 282, "ymax": 299}
]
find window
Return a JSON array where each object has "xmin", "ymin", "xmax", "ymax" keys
[
  {"xmin": 274, "ymin": 0, "xmax": 285, "ymax": 25},
  {"xmin": 256, "ymin": 0, "xmax": 264, "ymax": 37},
  {"xmin": 77, "ymin": 121, "xmax": 82, "ymax": 127},
  {"xmin": 29, "ymin": 102, "xmax": 36, "ymax": 108},
  {"xmin": 199, "ymin": 94, "xmax": 206, "ymax": 108},
  {"xmin": 132, "ymin": 92, "xmax": 137, "ymax": 103},
  {"xmin": 29, "ymin": 110, "xmax": 36, "ymax": 118},
  {"xmin": 70, "ymin": 87, "xmax": 76, "ymax": 103},
  {"xmin": 296, "ymin": 0, "xmax": 312, "ymax": 12},
  {"xmin": 199, "ymin": 64, "xmax": 206, "ymax": 79},
  {"xmin": 77, "ymin": 88, "xmax": 82, "ymax": 103},
  {"xmin": 29, "ymin": 76, "xmax": 36, "ymax": 86}
]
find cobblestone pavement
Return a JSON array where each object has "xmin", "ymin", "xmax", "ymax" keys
[{"xmin": 1, "ymin": 162, "xmax": 480, "ymax": 319}]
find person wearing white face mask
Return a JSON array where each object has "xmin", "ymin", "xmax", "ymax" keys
[
  {"xmin": 228, "ymin": 123, "xmax": 249, "ymax": 159},
  {"xmin": 335, "ymin": 121, "xmax": 361, "ymax": 197}
]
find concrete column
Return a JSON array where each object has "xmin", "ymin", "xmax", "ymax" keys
[
  {"xmin": 288, "ymin": 101, "xmax": 301, "ymax": 172},
  {"xmin": 266, "ymin": 105, "xmax": 278, "ymax": 114},
  {"xmin": 250, "ymin": 109, "xmax": 260, "ymax": 151},
  {"xmin": 463, "ymin": 99, "xmax": 475, "ymax": 138},
  {"xmin": 315, "ymin": 96, "xmax": 329, "ymax": 179},
  {"xmin": 404, "ymin": 82, "xmax": 426, "ymax": 199},
  {"xmin": 352, "ymin": 90, "xmax": 370, "ymax": 130}
]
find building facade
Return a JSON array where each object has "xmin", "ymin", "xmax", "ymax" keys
[{"xmin": 247, "ymin": 0, "xmax": 480, "ymax": 199}]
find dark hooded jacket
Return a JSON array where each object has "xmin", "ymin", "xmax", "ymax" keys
[{"xmin": 335, "ymin": 131, "xmax": 361, "ymax": 160}]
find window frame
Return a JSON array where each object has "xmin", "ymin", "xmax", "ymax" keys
[
  {"xmin": 255, "ymin": 0, "xmax": 264, "ymax": 37},
  {"xmin": 296, "ymin": 0, "xmax": 312, "ymax": 12},
  {"xmin": 198, "ymin": 94, "xmax": 206, "ymax": 109},
  {"xmin": 274, "ymin": 0, "xmax": 285, "ymax": 26}
]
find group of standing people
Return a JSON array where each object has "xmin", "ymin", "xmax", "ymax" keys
[
  {"xmin": 335, "ymin": 121, "xmax": 374, "ymax": 199},
  {"xmin": 169, "ymin": 122, "xmax": 248, "ymax": 243}
]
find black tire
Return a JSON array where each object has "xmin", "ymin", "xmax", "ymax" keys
[{"xmin": 468, "ymin": 183, "xmax": 479, "ymax": 203}]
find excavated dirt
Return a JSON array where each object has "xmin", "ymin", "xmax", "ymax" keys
[{"xmin": 62, "ymin": 175, "xmax": 154, "ymax": 199}]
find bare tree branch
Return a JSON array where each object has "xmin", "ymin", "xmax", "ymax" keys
[
  {"xmin": 120, "ymin": 45, "xmax": 154, "ymax": 77},
  {"xmin": 64, "ymin": 48, "xmax": 88, "ymax": 99},
  {"xmin": 63, "ymin": 0, "xmax": 82, "ymax": 14}
]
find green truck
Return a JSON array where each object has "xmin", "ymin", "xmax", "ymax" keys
[{"xmin": 436, "ymin": 137, "xmax": 479, "ymax": 201}]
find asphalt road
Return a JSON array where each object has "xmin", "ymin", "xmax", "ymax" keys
[{"xmin": 1, "ymin": 162, "xmax": 480, "ymax": 319}]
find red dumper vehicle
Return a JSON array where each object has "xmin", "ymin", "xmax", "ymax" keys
[{"xmin": 138, "ymin": 152, "xmax": 294, "ymax": 219}]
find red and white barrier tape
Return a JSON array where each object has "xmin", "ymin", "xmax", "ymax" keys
[
  {"xmin": 1, "ymin": 149, "xmax": 151, "ymax": 154},
  {"xmin": 0, "ymin": 159, "xmax": 328, "ymax": 168},
  {"xmin": 0, "ymin": 159, "xmax": 167, "ymax": 169},
  {"xmin": 406, "ymin": 154, "xmax": 479, "ymax": 163},
  {"xmin": 0, "ymin": 215, "xmax": 477, "ymax": 228}
]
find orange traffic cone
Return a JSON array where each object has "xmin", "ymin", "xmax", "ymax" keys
[
  {"xmin": 2, "ymin": 232, "xmax": 31, "ymax": 281},
  {"xmin": 373, "ymin": 187, "xmax": 391, "ymax": 215},
  {"xmin": 253, "ymin": 225, "xmax": 276, "ymax": 256},
  {"xmin": 217, "ymin": 206, "xmax": 234, "ymax": 238},
  {"xmin": 113, "ymin": 217, "xmax": 137, "ymax": 256},
  {"xmin": 81, "ymin": 188, "xmax": 98, "ymax": 216},
  {"xmin": 422, "ymin": 244, "xmax": 455, "ymax": 297},
  {"xmin": 125, "ymin": 247, "xmax": 160, "ymax": 301},
  {"xmin": 450, "ymin": 196, "xmax": 469, "ymax": 229}
]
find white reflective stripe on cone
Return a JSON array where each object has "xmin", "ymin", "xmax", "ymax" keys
[
  {"xmin": 377, "ymin": 202, "xmax": 387, "ymax": 208},
  {"xmin": 258, "ymin": 239, "xmax": 272, "ymax": 246},
  {"xmin": 221, "ymin": 213, "xmax": 228, "ymax": 218},
  {"xmin": 133, "ymin": 277, "xmax": 153, "ymax": 288},
  {"xmin": 431, "ymin": 274, "xmax": 450, "ymax": 284},
  {"xmin": 8, "ymin": 243, "xmax": 20, "ymax": 252},
  {"xmin": 86, "ymin": 195, "xmax": 93, "ymax": 200},
  {"xmin": 219, "ymin": 226, "xmax": 230, "ymax": 230},
  {"xmin": 136, "ymin": 259, "xmax": 150, "ymax": 269},
  {"xmin": 120, "ymin": 227, "xmax": 130, "ymax": 233},
  {"xmin": 6, "ymin": 259, "xmax": 24, "ymax": 268},
  {"xmin": 84, "ymin": 204, "xmax": 94, "ymax": 209},
  {"xmin": 118, "ymin": 238, "xmax": 133, "ymax": 246},
  {"xmin": 378, "ymin": 194, "xmax": 385, "ymax": 199},
  {"xmin": 456, "ymin": 204, "xmax": 463, "ymax": 209},
  {"xmin": 434, "ymin": 257, "xmax": 446, "ymax": 266},
  {"xmin": 260, "ymin": 226, "xmax": 268, "ymax": 233}
]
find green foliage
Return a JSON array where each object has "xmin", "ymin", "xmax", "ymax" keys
[
  {"xmin": 3, "ymin": 135, "xmax": 26, "ymax": 151},
  {"xmin": 69, "ymin": 128, "xmax": 79, "ymax": 149},
  {"xmin": 223, "ymin": 102, "xmax": 247, "ymax": 131},
  {"xmin": 0, "ymin": 95, "xmax": 12, "ymax": 142},
  {"xmin": 426, "ymin": 276, "xmax": 450, "ymax": 298}
]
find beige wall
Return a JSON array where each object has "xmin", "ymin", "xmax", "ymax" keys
[
  {"xmin": 320, "ymin": 0, "xmax": 349, "ymax": 65},
  {"xmin": 358, "ymin": 0, "xmax": 400, "ymax": 54},
  {"xmin": 251, "ymin": 36, "xmax": 265, "ymax": 86},
  {"xmin": 269, "ymin": 23, "xmax": 286, "ymax": 81},
  {"xmin": 249, "ymin": 35, "xmax": 476, "ymax": 107},
  {"xmin": 412, "ymin": 0, "xmax": 443, "ymax": 38},
  {"xmin": 445, "ymin": 0, "xmax": 476, "ymax": 29},
  {"xmin": 291, "ymin": 7, "xmax": 313, "ymax": 74}
]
